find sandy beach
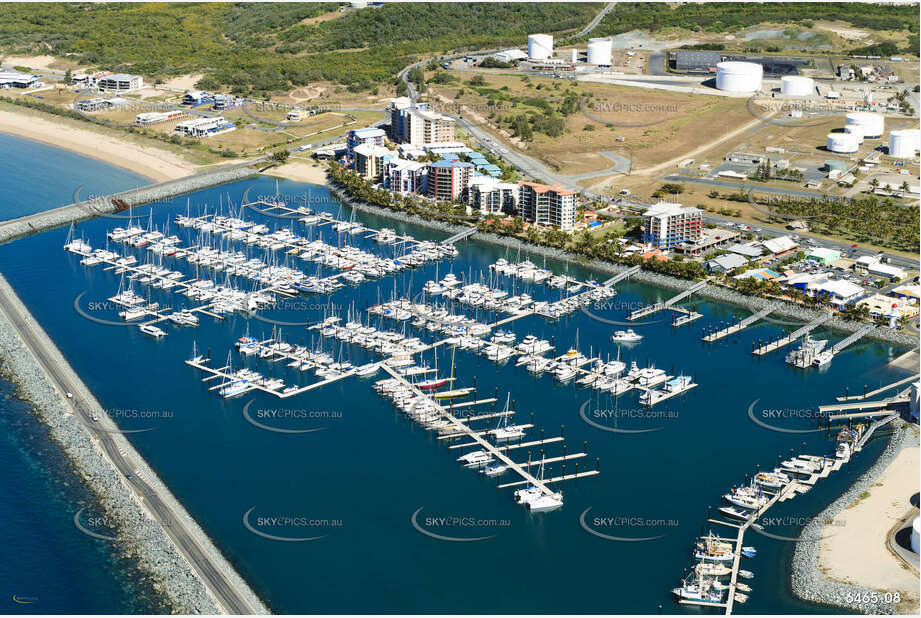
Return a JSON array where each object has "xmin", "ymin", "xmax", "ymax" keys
[
  {"xmin": 818, "ymin": 433, "xmax": 920, "ymax": 612},
  {"xmin": 0, "ymin": 108, "xmax": 197, "ymax": 182},
  {"xmin": 262, "ymin": 160, "xmax": 329, "ymax": 185}
]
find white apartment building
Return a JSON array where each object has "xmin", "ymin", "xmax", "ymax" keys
[
  {"xmin": 403, "ymin": 108, "xmax": 455, "ymax": 147},
  {"xmin": 517, "ymin": 182, "xmax": 577, "ymax": 231},
  {"xmin": 468, "ymin": 176, "xmax": 519, "ymax": 215},
  {"xmin": 641, "ymin": 201, "xmax": 702, "ymax": 249},
  {"xmin": 353, "ymin": 143, "xmax": 393, "ymax": 181},
  {"xmin": 386, "ymin": 159, "xmax": 427, "ymax": 194}
]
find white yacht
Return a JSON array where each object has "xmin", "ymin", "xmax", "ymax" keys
[
  {"xmin": 611, "ymin": 329, "xmax": 642, "ymax": 343},
  {"xmin": 457, "ymin": 450, "xmax": 493, "ymax": 468}
]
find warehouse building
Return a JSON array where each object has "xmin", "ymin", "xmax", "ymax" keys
[{"xmin": 674, "ymin": 50, "xmax": 722, "ymax": 73}]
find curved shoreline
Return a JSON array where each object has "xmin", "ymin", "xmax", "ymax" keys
[
  {"xmin": 0, "ymin": 273, "xmax": 270, "ymax": 615},
  {"xmin": 791, "ymin": 423, "xmax": 917, "ymax": 614},
  {"xmin": 325, "ymin": 180, "xmax": 918, "ymax": 349}
]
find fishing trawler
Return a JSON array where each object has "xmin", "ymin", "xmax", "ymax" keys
[{"xmin": 785, "ymin": 334, "xmax": 828, "ymax": 368}]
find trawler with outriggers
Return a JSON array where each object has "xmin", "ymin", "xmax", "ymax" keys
[{"xmin": 785, "ymin": 333, "xmax": 829, "ymax": 368}]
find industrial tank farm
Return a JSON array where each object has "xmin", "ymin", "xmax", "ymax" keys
[
  {"xmin": 716, "ymin": 61, "xmax": 763, "ymax": 92},
  {"xmin": 827, "ymin": 132, "xmax": 859, "ymax": 154},
  {"xmin": 780, "ymin": 75, "xmax": 814, "ymax": 96},
  {"xmin": 586, "ymin": 38, "xmax": 613, "ymax": 66},
  {"xmin": 845, "ymin": 112, "xmax": 885, "ymax": 139},
  {"xmin": 527, "ymin": 34, "xmax": 553, "ymax": 60},
  {"xmin": 889, "ymin": 129, "xmax": 921, "ymax": 158}
]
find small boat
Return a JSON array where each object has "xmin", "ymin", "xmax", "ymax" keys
[
  {"xmin": 611, "ymin": 329, "xmax": 642, "ymax": 343},
  {"xmin": 483, "ymin": 463, "xmax": 508, "ymax": 477},
  {"xmin": 812, "ymin": 350, "xmax": 834, "ymax": 367},
  {"xmin": 733, "ymin": 592, "xmax": 748, "ymax": 604},
  {"xmin": 738, "ymin": 569, "xmax": 754, "ymax": 580},
  {"xmin": 719, "ymin": 506, "xmax": 752, "ymax": 521},
  {"xmin": 695, "ymin": 562, "xmax": 731, "ymax": 577},
  {"xmin": 741, "ymin": 546, "xmax": 757, "ymax": 558},
  {"xmin": 735, "ymin": 582, "xmax": 751, "ymax": 593},
  {"xmin": 139, "ymin": 324, "xmax": 166, "ymax": 338}
]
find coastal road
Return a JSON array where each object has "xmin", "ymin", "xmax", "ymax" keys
[{"xmin": 0, "ymin": 287, "xmax": 263, "ymax": 615}]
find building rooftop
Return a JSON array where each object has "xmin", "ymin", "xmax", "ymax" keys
[
  {"xmin": 351, "ymin": 127, "xmax": 386, "ymax": 138},
  {"xmin": 430, "ymin": 159, "xmax": 474, "ymax": 169},
  {"xmin": 708, "ymin": 253, "xmax": 749, "ymax": 271},
  {"xmin": 643, "ymin": 201, "xmax": 700, "ymax": 218},
  {"xmin": 728, "ymin": 243, "xmax": 764, "ymax": 258},
  {"xmin": 519, "ymin": 181, "xmax": 575, "ymax": 196},
  {"xmin": 761, "ymin": 235, "xmax": 798, "ymax": 254}
]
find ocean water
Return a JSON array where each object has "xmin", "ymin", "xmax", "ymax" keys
[
  {"xmin": 0, "ymin": 167, "xmax": 911, "ymax": 614},
  {"xmin": 0, "ymin": 132, "xmax": 148, "ymax": 221},
  {"xmin": 0, "ymin": 380, "xmax": 165, "ymax": 614},
  {"xmin": 0, "ymin": 134, "xmax": 161, "ymax": 614}
]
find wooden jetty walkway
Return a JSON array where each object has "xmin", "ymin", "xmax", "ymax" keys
[
  {"xmin": 628, "ymin": 281, "xmax": 706, "ymax": 321},
  {"xmin": 751, "ymin": 312, "xmax": 831, "ymax": 355}
]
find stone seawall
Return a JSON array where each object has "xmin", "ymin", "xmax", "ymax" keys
[
  {"xmin": 327, "ymin": 182, "xmax": 919, "ymax": 349},
  {"xmin": 0, "ymin": 272, "xmax": 269, "ymax": 614},
  {"xmin": 0, "ymin": 166, "xmax": 258, "ymax": 245}
]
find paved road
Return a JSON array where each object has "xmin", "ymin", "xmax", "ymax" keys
[
  {"xmin": 0, "ymin": 286, "xmax": 263, "ymax": 615},
  {"xmin": 574, "ymin": 2, "xmax": 617, "ymax": 38},
  {"xmin": 663, "ymin": 175, "xmax": 848, "ymax": 202}
]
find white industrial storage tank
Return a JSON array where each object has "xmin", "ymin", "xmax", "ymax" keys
[
  {"xmin": 844, "ymin": 124, "xmax": 864, "ymax": 144},
  {"xmin": 827, "ymin": 132, "xmax": 859, "ymax": 154},
  {"xmin": 889, "ymin": 129, "xmax": 921, "ymax": 158},
  {"xmin": 780, "ymin": 75, "xmax": 814, "ymax": 96},
  {"xmin": 845, "ymin": 112, "xmax": 884, "ymax": 139},
  {"xmin": 716, "ymin": 61, "xmax": 763, "ymax": 92},
  {"xmin": 528, "ymin": 34, "xmax": 554, "ymax": 60},
  {"xmin": 586, "ymin": 38, "xmax": 613, "ymax": 65}
]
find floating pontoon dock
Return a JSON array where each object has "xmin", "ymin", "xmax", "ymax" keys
[{"xmin": 702, "ymin": 302, "xmax": 782, "ymax": 342}]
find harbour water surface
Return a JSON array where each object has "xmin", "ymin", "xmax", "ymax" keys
[{"xmin": 0, "ymin": 170, "xmax": 910, "ymax": 614}]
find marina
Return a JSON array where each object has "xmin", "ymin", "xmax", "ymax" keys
[
  {"xmin": 1, "ymin": 174, "xmax": 912, "ymax": 615},
  {"xmin": 751, "ymin": 313, "xmax": 832, "ymax": 355},
  {"xmin": 627, "ymin": 281, "xmax": 707, "ymax": 321}
]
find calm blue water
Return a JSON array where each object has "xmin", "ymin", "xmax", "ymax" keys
[
  {"xmin": 0, "ymin": 132, "xmax": 148, "ymax": 220},
  {"xmin": 0, "ymin": 169, "xmax": 911, "ymax": 614},
  {"xmin": 0, "ymin": 380, "xmax": 164, "ymax": 614}
]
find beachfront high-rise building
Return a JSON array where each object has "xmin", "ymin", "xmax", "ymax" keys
[
  {"xmin": 641, "ymin": 201, "xmax": 702, "ymax": 249},
  {"xmin": 385, "ymin": 159, "xmax": 427, "ymax": 194},
  {"xmin": 517, "ymin": 182, "xmax": 577, "ymax": 231},
  {"xmin": 400, "ymin": 108, "xmax": 455, "ymax": 147},
  {"xmin": 388, "ymin": 97, "xmax": 415, "ymax": 140},
  {"xmin": 468, "ymin": 176, "xmax": 519, "ymax": 215},
  {"xmin": 353, "ymin": 143, "xmax": 393, "ymax": 182},
  {"xmin": 426, "ymin": 160, "xmax": 473, "ymax": 202},
  {"xmin": 346, "ymin": 127, "xmax": 386, "ymax": 158}
]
